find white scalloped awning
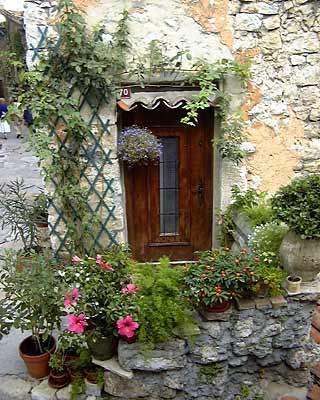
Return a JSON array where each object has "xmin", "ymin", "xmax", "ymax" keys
[{"xmin": 117, "ymin": 89, "xmax": 218, "ymax": 111}]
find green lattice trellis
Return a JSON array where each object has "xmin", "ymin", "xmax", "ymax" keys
[{"xmin": 32, "ymin": 26, "xmax": 119, "ymax": 257}]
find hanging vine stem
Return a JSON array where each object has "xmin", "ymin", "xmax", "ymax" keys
[{"xmin": 8, "ymin": 0, "xmax": 251, "ymax": 257}]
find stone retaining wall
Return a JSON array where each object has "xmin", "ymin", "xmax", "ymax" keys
[{"xmin": 103, "ymin": 294, "xmax": 320, "ymax": 400}]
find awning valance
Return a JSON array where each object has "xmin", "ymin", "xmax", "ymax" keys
[{"xmin": 117, "ymin": 87, "xmax": 218, "ymax": 111}]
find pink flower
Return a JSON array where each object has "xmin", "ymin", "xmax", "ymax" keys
[
  {"xmin": 72, "ymin": 255, "xmax": 81, "ymax": 263},
  {"xmin": 96, "ymin": 254, "xmax": 114, "ymax": 271},
  {"xmin": 116, "ymin": 315, "xmax": 139, "ymax": 338},
  {"xmin": 122, "ymin": 283, "xmax": 139, "ymax": 295},
  {"xmin": 64, "ymin": 287, "xmax": 80, "ymax": 307},
  {"xmin": 68, "ymin": 314, "xmax": 88, "ymax": 335},
  {"xmin": 96, "ymin": 255, "xmax": 103, "ymax": 264}
]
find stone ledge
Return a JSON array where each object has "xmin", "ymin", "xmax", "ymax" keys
[
  {"xmin": 236, "ymin": 298, "xmax": 256, "ymax": 310},
  {"xmin": 199, "ymin": 303, "xmax": 234, "ymax": 320},
  {"xmin": 271, "ymin": 296, "xmax": 287, "ymax": 309},
  {"xmin": 255, "ymin": 298, "xmax": 272, "ymax": 309},
  {"xmin": 285, "ymin": 279, "xmax": 320, "ymax": 298},
  {"xmin": 92, "ymin": 356, "xmax": 133, "ymax": 379},
  {"xmin": 118, "ymin": 339, "xmax": 187, "ymax": 371}
]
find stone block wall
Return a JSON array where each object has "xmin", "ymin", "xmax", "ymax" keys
[{"xmin": 104, "ymin": 295, "xmax": 320, "ymax": 400}]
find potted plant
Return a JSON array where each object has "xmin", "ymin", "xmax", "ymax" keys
[
  {"xmin": 286, "ymin": 273, "xmax": 302, "ymax": 294},
  {"xmin": 31, "ymin": 192, "xmax": 49, "ymax": 228},
  {"xmin": 48, "ymin": 352, "xmax": 69, "ymax": 389},
  {"xmin": 0, "ymin": 250, "xmax": 65, "ymax": 378},
  {"xmin": 31, "ymin": 192, "xmax": 50, "ymax": 249},
  {"xmin": 63, "ymin": 245, "xmax": 139, "ymax": 360},
  {"xmin": 117, "ymin": 125, "xmax": 162, "ymax": 166},
  {"xmin": 182, "ymin": 248, "xmax": 258, "ymax": 312},
  {"xmin": 271, "ymin": 175, "xmax": 320, "ymax": 281},
  {"xmin": 0, "ymin": 178, "xmax": 41, "ymax": 255},
  {"xmin": 132, "ymin": 256, "xmax": 197, "ymax": 349}
]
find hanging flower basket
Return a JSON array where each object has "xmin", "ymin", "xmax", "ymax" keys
[{"xmin": 117, "ymin": 125, "xmax": 162, "ymax": 166}]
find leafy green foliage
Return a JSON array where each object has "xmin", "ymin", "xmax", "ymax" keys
[
  {"xmin": 252, "ymin": 264, "xmax": 287, "ymax": 297},
  {"xmin": 0, "ymin": 250, "xmax": 65, "ymax": 349},
  {"xmin": 249, "ymin": 222, "xmax": 289, "ymax": 267},
  {"xmin": 244, "ymin": 204, "xmax": 273, "ymax": 227},
  {"xmin": 217, "ymin": 185, "xmax": 270, "ymax": 242},
  {"xmin": 49, "ymin": 352, "xmax": 65, "ymax": 373},
  {"xmin": 181, "ymin": 58, "xmax": 251, "ymax": 163},
  {"xmin": 71, "ymin": 375, "xmax": 86, "ymax": 400},
  {"xmin": 132, "ymin": 257, "xmax": 197, "ymax": 349},
  {"xmin": 271, "ymin": 175, "xmax": 320, "ymax": 239},
  {"xmin": 30, "ymin": 192, "xmax": 49, "ymax": 224}
]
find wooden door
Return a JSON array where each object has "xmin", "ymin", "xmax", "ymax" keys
[{"xmin": 122, "ymin": 104, "xmax": 213, "ymax": 261}]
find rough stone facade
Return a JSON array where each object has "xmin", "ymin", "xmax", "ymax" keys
[
  {"xmin": 23, "ymin": 0, "xmax": 320, "ymax": 249},
  {"xmin": 103, "ymin": 295, "xmax": 320, "ymax": 400}
]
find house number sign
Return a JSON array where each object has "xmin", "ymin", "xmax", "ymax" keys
[{"xmin": 120, "ymin": 87, "xmax": 131, "ymax": 98}]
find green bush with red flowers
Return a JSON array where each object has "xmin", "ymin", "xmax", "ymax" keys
[{"xmin": 182, "ymin": 248, "xmax": 264, "ymax": 307}]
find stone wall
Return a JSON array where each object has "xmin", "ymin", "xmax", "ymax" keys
[{"xmin": 102, "ymin": 294, "xmax": 320, "ymax": 400}]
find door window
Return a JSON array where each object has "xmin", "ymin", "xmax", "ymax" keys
[{"xmin": 160, "ymin": 137, "xmax": 179, "ymax": 235}]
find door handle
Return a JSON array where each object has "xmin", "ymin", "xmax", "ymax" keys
[{"xmin": 197, "ymin": 181, "xmax": 203, "ymax": 207}]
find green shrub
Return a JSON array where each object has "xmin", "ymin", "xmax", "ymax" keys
[
  {"xmin": 244, "ymin": 204, "xmax": 273, "ymax": 227},
  {"xmin": 218, "ymin": 186, "xmax": 272, "ymax": 242},
  {"xmin": 252, "ymin": 264, "xmax": 287, "ymax": 297},
  {"xmin": 271, "ymin": 175, "xmax": 320, "ymax": 239},
  {"xmin": 248, "ymin": 222, "xmax": 289, "ymax": 267},
  {"xmin": 133, "ymin": 257, "xmax": 197, "ymax": 349}
]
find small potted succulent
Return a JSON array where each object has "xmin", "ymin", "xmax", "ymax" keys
[
  {"xmin": 286, "ymin": 273, "xmax": 302, "ymax": 294},
  {"xmin": 117, "ymin": 125, "xmax": 162, "ymax": 166},
  {"xmin": 182, "ymin": 248, "xmax": 258, "ymax": 312}
]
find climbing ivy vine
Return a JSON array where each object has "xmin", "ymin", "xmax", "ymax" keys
[{"xmin": 10, "ymin": 0, "xmax": 250, "ymax": 256}]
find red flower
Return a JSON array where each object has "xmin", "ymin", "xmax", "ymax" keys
[
  {"xmin": 116, "ymin": 315, "xmax": 139, "ymax": 338},
  {"xmin": 68, "ymin": 314, "xmax": 88, "ymax": 335}
]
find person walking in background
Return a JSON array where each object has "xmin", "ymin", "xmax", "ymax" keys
[
  {"xmin": 0, "ymin": 98, "xmax": 11, "ymax": 139},
  {"xmin": 12, "ymin": 101, "xmax": 25, "ymax": 139},
  {"xmin": 23, "ymin": 107, "xmax": 33, "ymax": 131}
]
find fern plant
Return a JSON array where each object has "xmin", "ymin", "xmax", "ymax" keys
[{"xmin": 132, "ymin": 257, "xmax": 197, "ymax": 349}]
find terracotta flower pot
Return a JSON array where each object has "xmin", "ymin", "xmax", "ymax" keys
[
  {"xmin": 205, "ymin": 300, "xmax": 231, "ymax": 313},
  {"xmin": 48, "ymin": 369, "xmax": 69, "ymax": 389},
  {"xmin": 19, "ymin": 335, "xmax": 56, "ymax": 379},
  {"xmin": 84, "ymin": 367, "xmax": 98, "ymax": 384}
]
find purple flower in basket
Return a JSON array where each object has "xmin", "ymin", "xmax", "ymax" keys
[{"xmin": 117, "ymin": 125, "xmax": 162, "ymax": 165}]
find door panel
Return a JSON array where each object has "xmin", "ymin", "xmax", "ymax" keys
[{"xmin": 122, "ymin": 104, "xmax": 213, "ymax": 261}]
